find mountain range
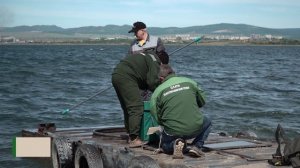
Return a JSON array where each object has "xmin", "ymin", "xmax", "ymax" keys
[{"xmin": 1, "ymin": 23, "xmax": 300, "ymax": 40}]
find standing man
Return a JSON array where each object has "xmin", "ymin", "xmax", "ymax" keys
[
  {"xmin": 150, "ymin": 64, "xmax": 212, "ymax": 158},
  {"xmin": 112, "ymin": 51, "xmax": 164, "ymax": 148},
  {"xmin": 128, "ymin": 21, "xmax": 169, "ymax": 64}
]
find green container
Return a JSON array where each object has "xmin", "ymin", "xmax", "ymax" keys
[{"xmin": 139, "ymin": 101, "xmax": 159, "ymax": 142}]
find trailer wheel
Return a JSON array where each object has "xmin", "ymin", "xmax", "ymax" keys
[
  {"xmin": 128, "ymin": 156, "xmax": 160, "ymax": 168},
  {"xmin": 75, "ymin": 144, "xmax": 103, "ymax": 168},
  {"xmin": 52, "ymin": 137, "xmax": 74, "ymax": 168}
]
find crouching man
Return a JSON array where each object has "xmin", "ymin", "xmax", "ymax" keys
[{"xmin": 150, "ymin": 64, "xmax": 212, "ymax": 158}]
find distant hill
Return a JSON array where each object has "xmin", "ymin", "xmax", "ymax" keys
[{"xmin": 1, "ymin": 23, "xmax": 300, "ymax": 40}]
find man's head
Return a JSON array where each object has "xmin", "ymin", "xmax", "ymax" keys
[
  {"xmin": 128, "ymin": 21, "xmax": 147, "ymax": 40},
  {"xmin": 159, "ymin": 64, "xmax": 175, "ymax": 83},
  {"xmin": 128, "ymin": 21, "xmax": 146, "ymax": 33}
]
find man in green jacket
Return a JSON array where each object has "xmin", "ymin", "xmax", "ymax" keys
[
  {"xmin": 112, "ymin": 51, "xmax": 162, "ymax": 148},
  {"xmin": 150, "ymin": 64, "xmax": 212, "ymax": 158}
]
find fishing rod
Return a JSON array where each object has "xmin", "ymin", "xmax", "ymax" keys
[
  {"xmin": 62, "ymin": 86, "xmax": 112, "ymax": 114},
  {"xmin": 62, "ymin": 36, "xmax": 203, "ymax": 114},
  {"xmin": 168, "ymin": 36, "xmax": 203, "ymax": 55}
]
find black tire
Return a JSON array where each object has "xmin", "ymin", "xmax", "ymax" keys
[
  {"xmin": 74, "ymin": 144, "xmax": 103, "ymax": 168},
  {"xmin": 52, "ymin": 137, "xmax": 74, "ymax": 168},
  {"xmin": 128, "ymin": 156, "xmax": 160, "ymax": 168}
]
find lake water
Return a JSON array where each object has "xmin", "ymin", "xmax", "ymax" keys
[{"xmin": 1, "ymin": 44, "xmax": 300, "ymax": 167}]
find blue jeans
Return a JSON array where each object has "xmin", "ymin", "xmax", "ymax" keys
[{"xmin": 161, "ymin": 116, "xmax": 212, "ymax": 154}]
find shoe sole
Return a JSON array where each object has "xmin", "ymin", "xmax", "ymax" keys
[
  {"xmin": 129, "ymin": 139, "xmax": 144, "ymax": 148},
  {"xmin": 129, "ymin": 141, "xmax": 146, "ymax": 148},
  {"xmin": 188, "ymin": 149, "xmax": 205, "ymax": 158},
  {"xmin": 173, "ymin": 141, "xmax": 184, "ymax": 159},
  {"xmin": 129, "ymin": 144, "xmax": 142, "ymax": 148}
]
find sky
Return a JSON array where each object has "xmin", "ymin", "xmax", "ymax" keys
[{"xmin": 0, "ymin": 0, "xmax": 300, "ymax": 29}]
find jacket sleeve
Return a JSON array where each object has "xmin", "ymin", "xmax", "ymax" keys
[
  {"xmin": 189, "ymin": 80, "xmax": 205, "ymax": 107},
  {"xmin": 128, "ymin": 40, "xmax": 136, "ymax": 54},
  {"xmin": 150, "ymin": 86, "xmax": 166, "ymax": 125},
  {"xmin": 150, "ymin": 91, "xmax": 159, "ymax": 122},
  {"xmin": 195, "ymin": 84, "xmax": 206, "ymax": 107},
  {"xmin": 146, "ymin": 53, "xmax": 161, "ymax": 92},
  {"xmin": 156, "ymin": 38, "xmax": 169, "ymax": 64},
  {"xmin": 156, "ymin": 38, "xmax": 165, "ymax": 53}
]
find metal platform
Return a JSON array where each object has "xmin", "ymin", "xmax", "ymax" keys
[{"xmin": 21, "ymin": 124, "xmax": 291, "ymax": 168}]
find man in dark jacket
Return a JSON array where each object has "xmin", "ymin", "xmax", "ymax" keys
[
  {"xmin": 128, "ymin": 21, "xmax": 168, "ymax": 64},
  {"xmin": 112, "ymin": 51, "xmax": 162, "ymax": 147},
  {"xmin": 150, "ymin": 64, "xmax": 212, "ymax": 158}
]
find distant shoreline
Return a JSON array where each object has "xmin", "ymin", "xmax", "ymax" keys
[{"xmin": 1, "ymin": 41, "xmax": 300, "ymax": 46}]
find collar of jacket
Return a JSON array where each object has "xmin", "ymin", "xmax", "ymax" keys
[{"xmin": 163, "ymin": 74, "xmax": 176, "ymax": 83}]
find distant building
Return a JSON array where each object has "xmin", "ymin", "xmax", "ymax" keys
[{"xmin": 0, "ymin": 36, "xmax": 17, "ymax": 43}]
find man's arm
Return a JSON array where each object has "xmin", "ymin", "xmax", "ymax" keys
[
  {"xmin": 196, "ymin": 85, "xmax": 206, "ymax": 107},
  {"xmin": 156, "ymin": 38, "xmax": 165, "ymax": 53},
  {"xmin": 156, "ymin": 38, "xmax": 169, "ymax": 64},
  {"xmin": 188, "ymin": 79, "xmax": 206, "ymax": 107},
  {"xmin": 128, "ymin": 40, "xmax": 137, "ymax": 54},
  {"xmin": 146, "ymin": 53, "xmax": 161, "ymax": 92},
  {"xmin": 150, "ymin": 91, "xmax": 159, "ymax": 122}
]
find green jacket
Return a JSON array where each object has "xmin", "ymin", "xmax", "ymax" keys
[
  {"xmin": 112, "ymin": 52, "xmax": 161, "ymax": 92},
  {"xmin": 150, "ymin": 74, "xmax": 206, "ymax": 136}
]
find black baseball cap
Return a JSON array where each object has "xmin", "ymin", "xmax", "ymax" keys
[{"xmin": 128, "ymin": 21, "xmax": 146, "ymax": 33}]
